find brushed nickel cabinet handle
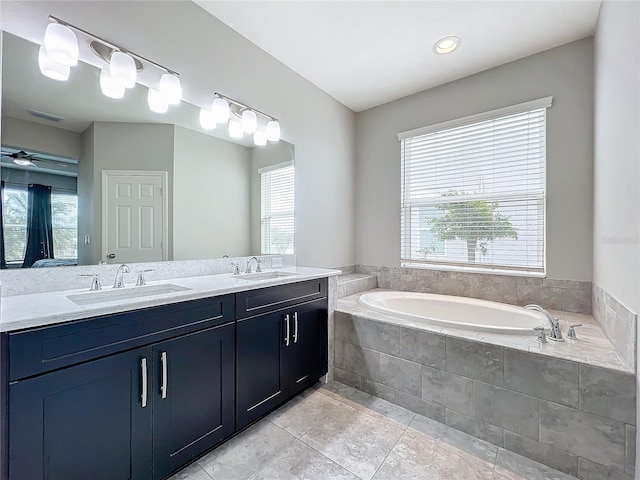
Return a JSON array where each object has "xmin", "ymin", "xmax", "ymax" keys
[
  {"xmin": 293, "ymin": 312, "xmax": 298, "ymax": 344},
  {"xmin": 284, "ymin": 314, "xmax": 290, "ymax": 347},
  {"xmin": 141, "ymin": 357, "xmax": 148, "ymax": 407},
  {"xmin": 161, "ymin": 351, "xmax": 168, "ymax": 399}
]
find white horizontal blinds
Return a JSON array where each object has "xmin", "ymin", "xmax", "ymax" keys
[
  {"xmin": 401, "ymin": 105, "xmax": 547, "ymax": 274},
  {"xmin": 261, "ymin": 164, "xmax": 294, "ymax": 255}
]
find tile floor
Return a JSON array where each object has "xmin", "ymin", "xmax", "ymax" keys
[{"xmin": 169, "ymin": 382, "xmax": 578, "ymax": 480}]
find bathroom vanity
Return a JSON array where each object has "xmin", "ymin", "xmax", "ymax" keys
[{"xmin": 0, "ymin": 269, "xmax": 334, "ymax": 480}]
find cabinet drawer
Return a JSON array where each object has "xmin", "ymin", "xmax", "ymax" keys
[
  {"xmin": 235, "ymin": 278, "xmax": 327, "ymax": 320},
  {"xmin": 9, "ymin": 295, "xmax": 234, "ymax": 381}
]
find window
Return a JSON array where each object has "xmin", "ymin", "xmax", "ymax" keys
[
  {"xmin": 260, "ymin": 162, "xmax": 294, "ymax": 255},
  {"xmin": 3, "ymin": 188, "xmax": 28, "ymax": 263},
  {"xmin": 2, "ymin": 186, "xmax": 78, "ymax": 263},
  {"xmin": 400, "ymin": 97, "xmax": 551, "ymax": 275},
  {"xmin": 51, "ymin": 192, "xmax": 78, "ymax": 259}
]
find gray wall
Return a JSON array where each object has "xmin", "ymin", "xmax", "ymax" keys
[
  {"xmin": 1, "ymin": 167, "xmax": 77, "ymax": 192},
  {"xmin": 1, "ymin": 115, "xmax": 81, "ymax": 160},
  {"xmin": 173, "ymin": 125, "xmax": 252, "ymax": 260},
  {"xmin": 0, "ymin": 0, "xmax": 356, "ymax": 269},
  {"xmin": 354, "ymin": 38, "xmax": 594, "ymax": 281},
  {"xmin": 78, "ymin": 124, "xmax": 95, "ymax": 265},
  {"xmin": 592, "ymin": 1, "xmax": 640, "ymax": 474},
  {"xmin": 79, "ymin": 122, "xmax": 175, "ymax": 264},
  {"xmin": 593, "ymin": 1, "xmax": 639, "ymax": 315}
]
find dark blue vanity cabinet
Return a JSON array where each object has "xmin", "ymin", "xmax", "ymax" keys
[
  {"xmin": 4, "ymin": 295, "xmax": 236, "ymax": 480},
  {"xmin": 236, "ymin": 279, "xmax": 328, "ymax": 429},
  {"xmin": 0, "ymin": 276, "xmax": 329, "ymax": 480}
]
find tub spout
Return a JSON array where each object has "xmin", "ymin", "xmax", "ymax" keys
[{"xmin": 525, "ymin": 304, "xmax": 564, "ymax": 342}]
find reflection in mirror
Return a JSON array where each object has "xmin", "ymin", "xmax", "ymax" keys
[{"xmin": 0, "ymin": 32, "xmax": 294, "ymax": 269}]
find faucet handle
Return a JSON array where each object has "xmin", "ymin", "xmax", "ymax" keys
[
  {"xmin": 78, "ymin": 273, "xmax": 102, "ymax": 291},
  {"xmin": 533, "ymin": 326, "xmax": 547, "ymax": 344},
  {"xmin": 231, "ymin": 263, "xmax": 240, "ymax": 275},
  {"xmin": 256, "ymin": 258, "xmax": 264, "ymax": 272},
  {"xmin": 567, "ymin": 323, "xmax": 583, "ymax": 340},
  {"xmin": 136, "ymin": 269, "xmax": 153, "ymax": 286}
]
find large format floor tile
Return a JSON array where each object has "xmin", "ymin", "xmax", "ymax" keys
[
  {"xmin": 197, "ymin": 420, "xmax": 296, "ymax": 480},
  {"xmin": 301, "ymin": 402, "xmax": 405, "ymax": 480},
  {"xmin": 168, "ymin": 381, "xmax": 578, "ymax": 480},
  {"xmin": 251, "ymin": 441, "xmax": 360, "ymax": 480},
  {"xmin": 373, "ymin": 428, "xmax": 494, "ymax": 480}
]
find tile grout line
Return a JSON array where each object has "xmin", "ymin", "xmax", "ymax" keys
[
  {"xmin": 245, "ymin": 419, "xmax": 299, "ymax": 480},
  {"xmin": 368, "ymin": 415, "xmax": 414, "ymax": 480}
]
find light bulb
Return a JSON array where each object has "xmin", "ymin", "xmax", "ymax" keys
[
  {"xmin": 253, "ymin": 130, "xmax": 267, "ymax": 146},
  {"xmin": 159, "ymin": 73, "xmax": 181, "ymax": 105},
  {"xmin": 228, "ymin": 119, "xmax": 243, "ymax": 139},
  {"xmin": 241, "ymin": 110, "xmax": 257, "ymax": 133},
  {"xmin": 212, "ymin": 97, "xmax": 230, "ymax": 123},
  {"xmin": 110, "ymin": 51, "xmax": 136, "ymax": 88},
  {"xmin": 38, "ymin": 46, "xmax": 70, "ymax": 81},
  {"xmin": 44, "ymin": 23, "xmax": 78, "ymax": 67},
  {"xmin": 266, "ymin": 120, "xmax": 281, "ymax": 142},
  {"xmin": 147, "ymin": 88, "xmax": 168, "ymax": 113},
  {"xmin": 100, "ymin": 69, "xmax": 125, "ymax": 99},
  {"xmin": 199, "ymin": 108, "xmax": 216, "ymax": 130}
]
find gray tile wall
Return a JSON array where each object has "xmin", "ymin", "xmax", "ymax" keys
[
  {"xmin": 334, "ymin": 311, "xmax": 636, "ymax": 479},
  {"xmin": 356, "ymin": 265, "xmax": 592, "ymax": 314},
  {"xmin": 337, "ymin": 274, "xmax": 378, "ymax": 298},
  {"xmin": 592, "ymin": 283, "xmax": 637, "ymax": 370}
]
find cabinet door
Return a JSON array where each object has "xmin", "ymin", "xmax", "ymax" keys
[
  {"xmin": 152, "ymin": 324, "xmax": 235, "ymax": 480},
  {"xmin": 9, "ymin": 347, "xmax": 152, "ymax": 480},
  {"xmin": 283, "ymin": 298, "xmax": 328, "ymax": 397},
  {"xmin": 236, "ymin": 310, "xmax": 286, "ymax": 430}
]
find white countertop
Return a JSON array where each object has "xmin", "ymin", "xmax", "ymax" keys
[{"xmin": 1, "ymin": 266, "xmax": 340, "ymax": 333}]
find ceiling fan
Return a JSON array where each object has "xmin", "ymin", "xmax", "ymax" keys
[{"xmin": 0, "ymin": 150, "xmax": 69, "ymax": 168}]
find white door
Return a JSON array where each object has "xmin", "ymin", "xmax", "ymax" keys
[{"xmin": 103, "ymin": 171, "xmax": 167, "ymax": 264}]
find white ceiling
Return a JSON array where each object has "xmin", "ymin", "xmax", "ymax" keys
[{"xmin": 195, "ymin": 0, "xmax": 602, "ymax": 112}]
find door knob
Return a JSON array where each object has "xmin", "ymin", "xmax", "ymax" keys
[{"xmin": 107, "ymin": 253, "xmax": 116, "ymax": 259}]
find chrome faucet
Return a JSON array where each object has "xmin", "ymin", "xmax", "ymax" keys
[
  {"xmin": 113, "ymin": 264, "xmax": 130, "ymax": 288},
  {"xmin": 78, "ymin": 273, "xmax": 102, "ymax": 291},
  {"xmin": 245, "ymin": 256, "xmax": 260, "ymax": 274},
  {"xmin": 526, "ymin": 304, "xmax": 564, "ymax": 341}
]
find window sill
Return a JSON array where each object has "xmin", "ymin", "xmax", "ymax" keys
[{"xmin": 401, "ymin": 262, "xmax": 546, "ymax": 278}]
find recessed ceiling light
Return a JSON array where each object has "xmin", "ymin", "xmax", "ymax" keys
[{"xmin": 433, "ymin": 36, "xmax": 461, "ymax": 55}]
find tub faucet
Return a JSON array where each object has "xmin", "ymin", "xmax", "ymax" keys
[
  {"xmin": 525, "ymin": 304, "xmax": 564, "ymax": 342},
  {"xmin": 113, "ymin": 264, "xmax": 130, "ymax": 288}
]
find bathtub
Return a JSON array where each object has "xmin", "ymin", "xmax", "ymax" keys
[{"xmin": 359, "ymin": 291, "xmax": 547, "ymax": 334}]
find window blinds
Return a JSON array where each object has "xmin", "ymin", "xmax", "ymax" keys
[
  {"xmin": 400, "ymin": 99, "xmax": 550, "ymax": 274},
  {"xmin": 260, "ymin": 163, "xmax": 294, "ymax": 255}
]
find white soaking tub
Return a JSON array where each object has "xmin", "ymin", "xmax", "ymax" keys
[{"xmin": 359, "ymin": 291, "xmax": 547, "ymax": 334}]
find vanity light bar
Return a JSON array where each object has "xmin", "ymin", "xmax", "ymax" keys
[
  {"xmin": 214, "ymin": 93, "xmax": 278, "ymax": 122},
  {"xmin": 48, "ymin": 15, "xmax": 179, "ymax": 76}
]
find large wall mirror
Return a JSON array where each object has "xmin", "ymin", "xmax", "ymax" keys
[{"xmin": 0, "ymin": 31, "xmax": 295, "ymax": 269}]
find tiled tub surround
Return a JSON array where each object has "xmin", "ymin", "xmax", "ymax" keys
[
  {"xmin": 593, "ymin": 283, "xmax": 637, "ymax": 370},
  {"xmin": 335, "ymin": 291, "xmax": 636, "ymax": 479},
  {"xmin": 357, "ymin": 265, "xmax": 592, "ymax": 315},
  {"xmin": 337, "ymin": 273, "xmax": 379, "ymax": 298}
]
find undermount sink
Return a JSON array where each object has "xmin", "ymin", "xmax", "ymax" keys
[
  {"xmin": 67, "ymin": 284, "xmax": 192, "ymax": 306},
  {"xmin": 235, "ymin": 271, "xmax": 297, "ymax": 281}
]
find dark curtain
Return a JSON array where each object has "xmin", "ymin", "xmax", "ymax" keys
[
  {"xmin": 0, "ymin": 181, "xmax": 6, "ymax": 269},
  {"xmin": 22, "ymin": 184, "xmax": 54, "ymax": 268}
]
